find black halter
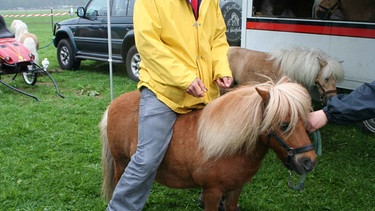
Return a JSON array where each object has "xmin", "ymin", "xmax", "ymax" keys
[
  {"xmin": 267, "ymin": 132, "xmax": 315, "ymax": 171},
  {"xmin": 315, "ymin": 79, "xmax": 337, "ymax": 104},
  {"xmin": 317, "ymin": 0, "xmax": 342, "ymax": 19}
]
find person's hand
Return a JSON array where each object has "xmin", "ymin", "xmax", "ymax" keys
[
  {"xmin": 186, "ymin": 78, "xmax": 207, "ymax": 98},
  {"xmin": 216, "ymin": 76, "xmax": 233, "ymax": 89},
  {"xmin": 307, "ymin": 109, "xmax": 328, "ymax": 133}
]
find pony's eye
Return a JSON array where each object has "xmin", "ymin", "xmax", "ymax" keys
[
  {"xmin": 280, "ymin": 122, "xmax": 290, "ymax": 132},
  {"xmin": 324, "ymin": 77, "xmax": 329, "ymax": 82}
]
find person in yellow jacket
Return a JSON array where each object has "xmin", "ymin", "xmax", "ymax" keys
[{"xmin": 107, "ymin": 0, "xmax": 233, "ymax": 210}]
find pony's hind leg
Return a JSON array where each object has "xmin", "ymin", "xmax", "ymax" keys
[{"xmin": 113, "ymin": 159, "xmax": 129, "ymax": 186}]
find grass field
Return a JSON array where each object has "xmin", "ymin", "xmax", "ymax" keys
[{"xmin": 0, "ymin": 11, "xmax": 374, "ymax": 211}]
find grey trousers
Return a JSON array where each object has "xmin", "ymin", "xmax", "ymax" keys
[{"xmin": 107, "ymin": 87, "xmax": 177, "ymax": 211}]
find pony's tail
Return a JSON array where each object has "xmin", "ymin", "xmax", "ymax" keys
[{"xmin": 99, "ymin": 109, "xmax": 115, "ymax": 202}]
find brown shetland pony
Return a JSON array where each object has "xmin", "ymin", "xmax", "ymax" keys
[
  {"xmin": 100, "ymin": 77, "xmax": 317, "ymax": 211},
  {"xmin": 227, "ymin": 46, "xmax": 344, "ymax": 103},
  {"xmin": 313, "ymin": 0, "xmax": 375, "ymax": 21}
]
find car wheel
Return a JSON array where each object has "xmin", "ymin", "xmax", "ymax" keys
[
  {"xmin": 126, "ymin": 45, "xmax": 140, "ymax": 82},
  {"xmin": 57, "ymin": 39, "xmax": 81, "ymax": 70}
]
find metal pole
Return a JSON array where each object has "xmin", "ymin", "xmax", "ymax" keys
[{"xmin": 106, "ymin": 0, "xmax": 114, "ymax": 101}]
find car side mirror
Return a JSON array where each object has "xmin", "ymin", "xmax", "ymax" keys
[{"xmin": 77, "ymin": 7, "xmax": 85, "ymax": 17}]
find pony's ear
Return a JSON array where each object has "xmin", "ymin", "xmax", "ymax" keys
[
  {"xmin": 255, "ymin": 87, "xmax": 270, "ymax": 105},
  {"xmin": 317, "ymin": 57, "xmax": 327, "ymax": 67}
]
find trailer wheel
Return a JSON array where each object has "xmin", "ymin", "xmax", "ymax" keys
[{"xmin": 22, "ymin": 70, "xmax": 37, "ymax": 85}]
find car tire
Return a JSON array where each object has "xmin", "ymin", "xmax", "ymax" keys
[
  {"xmin": 125, "ymin": 45, "xmax": 140, "ymax": 82},
  {"xmin": 57, "ymin": 39, "xmax": 81, "ymax": 70}
]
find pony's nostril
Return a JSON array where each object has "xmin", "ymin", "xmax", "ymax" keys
[{"xmin": 303, "ymin": 159, "xmax": 314, "ymax": 172}]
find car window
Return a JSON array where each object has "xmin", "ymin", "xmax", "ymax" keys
[
  {"xmin": 113, "ymin": 0, "xmax": 127, "ymax": 16},
  {"xmin": 86, "ymin": 0, "xmax": 108, "ymax": 17},
  {"xmin": 127, "ymin": 0, "xmax": 135, "ymax": 16}
]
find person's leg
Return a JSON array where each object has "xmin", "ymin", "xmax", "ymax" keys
[{"xmin": 107, "ymin": 88, "xmax": 177, "ymax": 211}]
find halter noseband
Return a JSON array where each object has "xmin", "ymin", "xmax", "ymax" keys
[
  {"xmin": 267, "ymin": 132, "xmax": 315, "ymax": 171},
  {"xmin": 318, "ymin": 0, "xmax": 341, "ymax": 19},
  {"xmin": 315, "ymin": 78, "xmax": 337, "ymax": 103}
]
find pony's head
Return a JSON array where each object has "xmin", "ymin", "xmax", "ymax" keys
[
  {"xmin": 270, "ymin": 47, "xmax": 344, "ymax": 104},
  {"xmin": 315, "ymin": 56, "xmax": 344, "ymax": 103},
  {"xmin": 313, "ymin": 0, "xmax": 342, "ymax": 19},
  {"xmin": 256, "ymin": 78, "xmax": 316, "ymax": 175},
  {"xmin": 198, "ymin": 76, "xmax": 317, "ymax": 174}
]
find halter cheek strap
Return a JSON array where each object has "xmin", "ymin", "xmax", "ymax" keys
[
  {"xmin": 315, "ymin": 79, "xmax": 337, "ymax": 103},
  {"xmin": 267, "ymin": 133, "xmax": 315, "ymax": 170}
]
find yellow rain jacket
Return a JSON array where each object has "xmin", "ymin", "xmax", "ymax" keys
[{"xmin": 134, "ymin": 0, "xmax": 232, "ymax": 114}]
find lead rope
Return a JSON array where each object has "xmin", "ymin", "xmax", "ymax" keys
[
  {"xmin": 39, "ymin": 39, "xmax": 54, "ymax": 50},
  {"xmin": 288, "ymin": 130, "xmax": 322, "ymax": 191},
  {"xmin": 288, "ymin": 171, "xmax": 306, "ymax": 191},
  {"xmin": 312, "ymin": 130, "xmax": 322, "ymax": 156}
]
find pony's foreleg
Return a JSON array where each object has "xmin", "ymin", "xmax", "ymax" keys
[
  {"xmin": 223, "ymin": 187, "xmax": 242, "ymax": 211},
  {"xmin": 202, "ymin": 189, "xmax": 223, "ymax": 211},
  {"xmin": 99, "ymin": 109, "xmax": 115, "ymax": 202}
]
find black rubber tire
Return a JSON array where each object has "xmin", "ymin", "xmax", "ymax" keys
[
  {"xmin": 125, "ymin": 45, "xmax": 141, "ymax": 82},
  {"xmin": 57, "ymin": 39, "xmax": 81, "ymax": 70},
  {"xmin": 22, "ymin": 71, "xmax": 37, "ymax": 85}
]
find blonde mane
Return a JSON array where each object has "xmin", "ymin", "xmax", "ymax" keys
[
  {"xmin": 198, "ymin": 77, "xmax": 312, "ymax": 160},
  {"xmin": 10, "ymin": 20, "xmax": 28, "ymax": 42},
  {"xmin": 268, "ymin": 47, "xmax": 344, "ymax": 87}
]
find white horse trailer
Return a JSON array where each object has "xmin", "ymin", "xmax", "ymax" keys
[{"xmin": 239, "ymin": 0, "xmax": 375, "ymax": 90}]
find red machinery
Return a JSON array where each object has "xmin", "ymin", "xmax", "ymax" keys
[{"xmin": 0, "ymin": 15, "xmax": 64, "ymax": 101}]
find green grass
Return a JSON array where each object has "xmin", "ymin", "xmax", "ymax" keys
[{"xmin": 1, "ymin": 13, "xmax": 375, "ymax": 211}]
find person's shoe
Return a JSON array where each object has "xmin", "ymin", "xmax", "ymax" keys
[{"xmin": 356, "ymin": 118, "xmax": 375, "ymax": 134}]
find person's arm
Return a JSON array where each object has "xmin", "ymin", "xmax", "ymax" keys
[
  {"xmin": 308, "ymin": 109, "xmax": 328, "ymax": 133},
  {"xmin": 324, "ymin": 81, "xmax": 375, "ymax": 124},
  {"xmin": 308, "ymin": 81, "xmax": 375, "ymax": 132},
  {"xmin": 133, "ymin": 0, "xmax": 196, "ymax": 89},
  {"xmin": 211, "ymin": 1, "xmax": 233, "ymax": 84}
]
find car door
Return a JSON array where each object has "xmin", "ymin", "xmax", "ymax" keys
[
  {"xmin": 75, "ymin": 0, "xmax": 109, "ymax": 56},
  {"xmin": 110, "ymin": 0, "xmax": 135, "ymax": 60}
]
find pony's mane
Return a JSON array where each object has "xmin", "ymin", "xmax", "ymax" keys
[
  {"xmin": 268, "ymin": 47, "xmax": 344, "ymax": 87},
  {"xmin": 197, "ymin": 77, "xmax": 312, "ymax": 160},
  {"xmin": 10, "ymin": 20, "xmax": 28, "ymax": 41}
]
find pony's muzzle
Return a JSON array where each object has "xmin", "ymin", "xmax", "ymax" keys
[{"xmin": 293, "ymin": 156, "xmax": 317, "ymax": 175}]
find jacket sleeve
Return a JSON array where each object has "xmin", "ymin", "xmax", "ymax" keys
[
  {"xmin": 323, "ymin": 81, "xmax": 375, "ymax": 124},
  {"xmin": 211, "ymin": 1, "xmax": 233, "ymax": 80},
  {"xmin": 133, "ymin": 0, "xmax": 197, "ymax": 89}
]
